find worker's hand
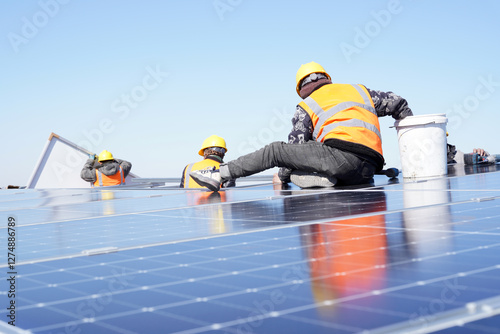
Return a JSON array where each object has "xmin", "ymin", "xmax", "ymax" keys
[
  {"xmin": 272, "ymin": 173, "xmax": 286, "ymax": 191},
  {"xmin": 473, "ymin": 148, "xmax": 489, "ymax": 156},
  {"xmin": 272, "ymin": 173, "xmax": 282, "ymax": 184},
  {"xmin": 278, "ymin": 168, "xmax": 292, "ymax": 184},
  {"xmin": 89, "ymin": 153, "xmax": 97, "ymax": 160}
]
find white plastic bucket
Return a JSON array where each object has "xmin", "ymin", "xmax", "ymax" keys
[{"xmin": 394, "ymin": 114, "xmax": 448, "ymax": 179}]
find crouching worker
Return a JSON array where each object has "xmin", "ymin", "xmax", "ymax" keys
[
  {"xmin": 181, "ymin": 135, "xmax": 235, "ymax": 189},
  {"xmin": 81, "ymin": 150, "xmax": 132, "ymax": 187}
]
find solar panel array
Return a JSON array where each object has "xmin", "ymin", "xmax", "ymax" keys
[{"xmin": 2, "ymin": 164, "xmax": 500, "ymax": 333}]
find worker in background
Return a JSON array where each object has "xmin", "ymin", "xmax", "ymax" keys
[
  {"xmin": 180, "ymin": 135, "xmax": 235, "ymax": 188},
  {"xmin": 81, "ymin": 150, "xmax": 132, "ymax": 187},
  {"xmin": 448, "ymin": 144, "xmax": 489, "ymax": 164},
  {"xmin": 447, "ymin": 131, "xmax": 492, "ymax": 164},
  {"xmin": 190, "ymin": 61, "xmax": 413, "ymax": 191}
]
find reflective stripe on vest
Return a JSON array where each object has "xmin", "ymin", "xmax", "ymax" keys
[
  {"xmin": 318, "ymin": 118, "xmax": 381, "ymax": 143},
  {"xmin": 95, "ymin": 166, "xmax": 124, "ymax": 187},
  {"xmin": 184, "ymin": 163, "xmax": 196, "ymax": 188},
  {"xmin": 304, "ymin": 85, "xmax": 378, "ymax": 141},
  {"xmin": 301, "ymin": 83, "xmax": 382, "ymax": 155}
]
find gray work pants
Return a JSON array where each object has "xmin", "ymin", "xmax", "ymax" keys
[{"xmin": 220, "ymin": 141, "xmax": 376, "ymax": 186}]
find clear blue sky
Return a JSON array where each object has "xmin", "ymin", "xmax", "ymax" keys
[{"xmin": 1, "ymin": 0, "xmax": 500, "ymax": 187}]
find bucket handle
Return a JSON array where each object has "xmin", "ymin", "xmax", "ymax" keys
[{"xmin": 390, "ymin": 120, "xmax": 437, "ymax": 128}]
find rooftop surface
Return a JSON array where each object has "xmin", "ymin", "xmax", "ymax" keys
[{"xmin": 2, "ymin": 164, "xmax": 500, "ymax": 333}]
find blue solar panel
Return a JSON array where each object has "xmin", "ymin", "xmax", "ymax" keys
[{"xmin": 1, "ymin": 165, "xmax": 500, "ymax": 333}]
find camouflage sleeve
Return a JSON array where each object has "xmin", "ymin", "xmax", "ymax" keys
[
  {"xmin": 366, "ymin": 87, "xmax": 413, "ymax": 120},
  {"xmin": 447, "ymin": 143, "xmax": 457, "ymax": 164},
  {"xmin": 279, "ymin": 105, "xmax": 314, "ymax": 183},
  {"xmin": 288, "ymin": 105, "xmax": 313, "ymax": 144},
  {"xmin": 115, "ymin": 159, "xmax": 132, "ymax": 178},
  {"xmin": 80, "ymin": 159, "xmax": 97, "ymax": 183}
]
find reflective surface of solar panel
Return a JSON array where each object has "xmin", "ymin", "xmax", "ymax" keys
[{"xmin": 1, "ymin": 164, "xmax": 500, "ymax": 333}]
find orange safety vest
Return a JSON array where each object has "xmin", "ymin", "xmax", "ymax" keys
[
  {"xmin": 182, "ymin": 159, "xmax": 221, "ymax": 188},
  {"xmin": 94, "ymin": 166, "xmax": 125, "ymax": 187},
  {"xmin": 299, "ymin": 83, "xmax": 383, "ymax": 155}
]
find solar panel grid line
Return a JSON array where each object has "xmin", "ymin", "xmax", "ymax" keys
[
  {"xmin": 0, "ymin": 320, "xmax": 31, "ymax": 334},
  {"xmin": 28, "ymin": 306, "xmax": 145, "ymax": 334},
  {"xmin": 15, "ymin": 287, "xmax": 138, "ymax": 332},
  {"xmin": 279, "ymin": 314, "xmax": 365, "ymax": 333},
  {"xmin": 281, "ymin": 308, "xmax": 400, "ymax": 333},
  {"xmin": 10, "ymin": 250, "xmax": 372, "ymax": 310},
  {"xmin": 28, "ymin": 278, "xmax": 238, "ymax": 333},
  {"xmin": 2, "ymin": 227, "xmax": 386, "ymax": 326},
  {"xmin": 2, "ymin": 187, "xmax": 496, "ymax": 249},
  {"xmin": 380, "ymin": 196, "xmax": 500, "ymax": 218},
  {"xmin": 232, "ymin": 268, "xmax": 498, "ymax": 334},
  {"xmin": 5, "ymin": 205, "xmax": 188, "ymax": 228},
  {"xmin": 378, "ymin": 290, "xmax": 467, "ymax": 312},
  {"xmin": 0, "ymin": 190, "xmax": 149, "ymax": 212},
  {"xmin": 163, "ymin": 265, "xmax": 500, "ymax": 334},
  {"xmin": 380, "ymin": 223, "xmax": 500, "ymax": 237},
  {"xmin": 27, "ymin": 285, "xmax": 207, "ymax": 326},
  {"xmin": 0, "ymin": 189, "xmax": 177, "ymax": 216},
  {"xmin": 5, "ymin": 260, "xmax": 500, "ymax": 330},
  {"xmin": 46, "ymin": 256, "xmax": 310, "ymax": 298},
  {"xmin": 1, "ymin": 188, "xmax": 307, "ymax": 228},
  {"xmin": 381, "ymin": 283, "xmax": 500, "ymax": 310},
  {"xmin": 14, "ymin": 231, "xmax": 301, "ymax": 268},
  {"xmin": 10, "ymin": 220, "xmax": 390, "ymax": 284},
  {"xmin": 17, "ymin": 271, "xmax": 228, "ymax": 332},
  {"xmin": 9, "ymin": 232, "xmax": 500, "ymax": 332},
  {"xmin": 1, "ymin": 202, "xmax": 498, "ymax": 270},
  {"xmin": 26, "ymin": 274, "xmax": 299, "ymax": 333},
  {"xmin": 5, "ymin": 205, "xmax": 398, "ymax": 266},
  {"xmin": 368, "ymin": 262, "xmax": 500, "ymax": 288},
  {"xmin": 207, "ymin": 305, "xmax": 367, "ymax": 334},
  {"xmin": 78, "ymin": 320, "xmax": 139, "ymax": 334},
  {"xmin": 334, "ymin": 299, "xmax": 418, "ymax": 318},
  {"xmin": 360, "ymin": 295, "xmax": 500, "ymax": 334},
  {"xmin": 371, "ymin": 188, "xmax": 500, "ymax": 193},
  {"xmin": 4, "ymin": 206, "xmax": 500, "ymax": 276},
  {"xmin": 133, "ymin": 308, "xmax": 216, "ymax": 332},
  {"xmin": 3, "ymin": 225, "xmax": 301, "ymax": 267},
  {"xmin": 116, "ymin": 285, "xmax": 278, "ymax": 322},
  {"xmin": 455, "ymin": 321, "xmax": 500, "ymax": 334},
  {"xmin": 14, "ymin": 271, "xmax": 146, "ymax": 310},
  {"xmin": 11, "ymin": 260, "xmax": 306, "ymax": 315},
  {"xmin": 383, "ymin": 242, "xmax": 500, "ymax": 268},
  {"xmin": 166, "ymin": 308, "xmax": 308, "ymax": 334}
]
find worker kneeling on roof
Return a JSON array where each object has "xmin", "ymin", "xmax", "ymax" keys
[
  {"xmin": 180, "ymin": 135, "xmax": 235, "ymax": 189},
  {"xmin": 81, "ymin": 150, "xmax": 132, "ymax": 187}
]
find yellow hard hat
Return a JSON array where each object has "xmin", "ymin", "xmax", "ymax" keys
[
  {"xmin": 199, "ymin": 135, "xmax": 227, "ymax": 156},
  {"xmin": 295, "ymin": 61, "xmax": 331, "ymax": 95},
  {"xmin": 98, "ymin": 150, "xmax": 114, "ymax": 162}
]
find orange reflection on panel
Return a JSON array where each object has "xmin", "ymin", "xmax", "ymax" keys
[
  {"xmin": 303, "ymin": 215, "xmax": 388, "ymax": 309},
  {"xmin": 187, "ymin": 191, "xmax": 228, "ymax": 234}
]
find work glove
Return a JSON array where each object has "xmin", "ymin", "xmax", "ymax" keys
[
  {"xmin": 278, "ymin": 167, "xmax": 292, "ymax": 183},
  {"xmin": 89, "ymin": 154, "xmax": 97, "ymax": 160}
]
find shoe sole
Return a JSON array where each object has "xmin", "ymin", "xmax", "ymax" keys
[
  {"xmin": 189, "ymin": 173, "xmax": 220, "ymax": 192},
  {"xmin": 290, "ymin": 171, "xmax": 337, "ymax": 188}
]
